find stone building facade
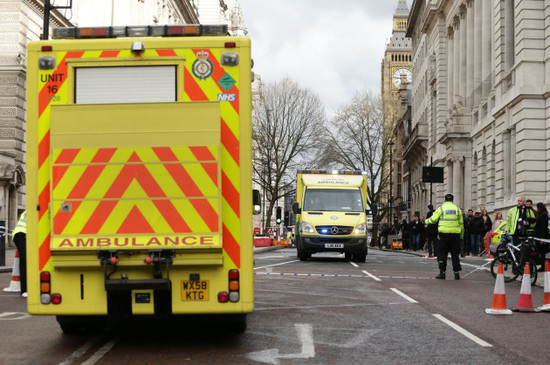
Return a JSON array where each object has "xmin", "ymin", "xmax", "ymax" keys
[{"xmin": 406, "ymin": 0, "xmax": 550, "ymax": 216}]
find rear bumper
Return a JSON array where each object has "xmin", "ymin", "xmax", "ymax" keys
[{"xmin": 300, "ymin": 235, "xmax": 367, "ymax": 254}]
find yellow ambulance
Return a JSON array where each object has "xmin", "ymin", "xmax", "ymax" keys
[
  {"xmin": 292, "ymin": 170, "xmax": 369, "ymax": 262},
  {"xmin": 25, "ymin": 25, "xmax": 255, "ymax": 333}
]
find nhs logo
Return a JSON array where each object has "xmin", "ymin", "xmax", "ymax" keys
[{"xmin": 217, "ymin": 93, "xmax": 236, "ymax": 101}]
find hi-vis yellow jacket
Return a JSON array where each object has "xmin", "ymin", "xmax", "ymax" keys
[
  {"xmin": 425, "ymin": 202, "xmax": 464, "ymax": 239},
  {"xmin": 12, "ymin": 210, "xmax": 27, "ymax": 237}
]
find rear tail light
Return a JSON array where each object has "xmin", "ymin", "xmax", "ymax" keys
[
  {"xmin": 228, "ymin": 269, "xmax": 240, "ymax": 302},
  {"xmin": 51, "ymin": 293, "xmax": 62, "ymax": 305},
  {"xmin": 218, "ymin": 269, "xmax": 241, "ymax": 303},
  {"xmin": 39, "ymin": 271, "xmax": 62, "ymax": 305},
  {"xmin": 40, "ymin": 271, "xmax": 51, "ymax": 304}
]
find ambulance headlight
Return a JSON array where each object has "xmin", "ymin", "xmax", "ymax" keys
[
  {"xmin": 302, "ymin": 222, "xmax": 315, "ymax": 234},
  {"xmin": 354, "ymin": 222, "xmax": 367, "ymax": 234}
]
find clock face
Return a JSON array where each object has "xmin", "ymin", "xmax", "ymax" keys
[{"xmin": 392, "ymin": 68, "xmax": 412, "ymax": 88}]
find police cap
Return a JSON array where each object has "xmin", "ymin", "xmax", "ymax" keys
[{"xmin": 444, "ymin": 193, "xmax": 454, "ymax": 201}]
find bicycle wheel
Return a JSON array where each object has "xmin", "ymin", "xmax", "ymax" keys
[
  {"xmin": 490, "ymin": 253, "xmax": 520, "ymax": 283},
  {"xmin": 527, "ymin": 258, "xmax": 538, "ymax": 286}
]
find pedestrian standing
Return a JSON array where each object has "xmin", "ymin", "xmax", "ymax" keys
[
  {"xmin": 480, "ymin": 207, "xmax": 493, "ymax": 256},
  {"xmin": 534, "ymin": 202, "xmax": 549, "ymax": 271},
  {"xmin": 468, "ymin": 212, "xmax": 484, "ymax": 256},
  {"xmin": 409, "ymin": 215, "xmax": 422, "ymax": 251},
  {"xmin": 400, "ymin": 219, "xmax": 410, "ymax": 250},
  {"xmin": 426, "ymin": 205, "xmax": 438, "ymax": 258},
  {"xmin": 425, "ymin": 194, "xmax": 464, "ymax": 280},
  {"xmin": 12, "ymin": 210, "xmax": 27, "ymax": 297},
  {"xmin": 492, "ymin": 211, "xmax": 504, "ymax": 231},
  {"xmin": 463, "ymin": 209, "xmax": 474, "ymax": 256}
]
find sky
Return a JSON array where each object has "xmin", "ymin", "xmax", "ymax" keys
[{"xmin": 239, "ymin": 0, "xmax": 413, "ymax": 114}]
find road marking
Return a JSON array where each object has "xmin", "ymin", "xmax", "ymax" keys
[
  {"xmin": 255, "ymin": 272, "xmax": 366, "ymax": 278},
  {"xmin": 254, "ymin": 260, "xmax": 300, "ymax": 270},
  {"xmin": 254, "ymin": 302, "xmax": 416, "ymax": 311},
  {"xmin": 81, "ymin": 336, "xmax": 119, "ymax": 365},
  {"xmin": 433, "ymin": 314, "xmax": 492, "ymax": 347},
  {"xmin": 362, "ymin": 270, "xmax": 381, "ymax": 281},
  {"xmin": 58, "ymin": 335, "xmax": 103, "ymax": 365},
  {"xmin": 390, "ymin": 288, "xmax": 418, "ymax": 303},
  {"xmin": 0, "ymin": 312, "xmax": 32, "ymax": 320},
  {"xmin": 245, "ymin": 323, "xmax": 314, "ymax": 364},
  {"xmin": 349, "ymin": 262, "xmax": 359, "ymax": 268}
]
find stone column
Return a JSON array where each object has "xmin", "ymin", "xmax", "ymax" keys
[
  {"xmin": 466, "ymin": 1, "xmax": 474, "ymax": 108},
  {"xmin": 453, "ymin": 157, "xmax": 462, "ymax": 207},
  {"xmin": 459, "ymin": 6, "xmax": 467, "ymax": 105},
  {"xmin": 463, "ymin": 156, "xmax": 472, "ymax": 210},
  {"xmin": 448, "ymin": 28, "xmax": 454, "ymax": 109},
  {"xmin": 453, "ymin": 17, "xmax": 461, "ymax": 105},
  {"xmin": 481, "ymin": 0, "xmax": 492, "ymax": 98},
  {"xmin": 473, "ymin": 0, "xmax": 482, "ymax": 107}
]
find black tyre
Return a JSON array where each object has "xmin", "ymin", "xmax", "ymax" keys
[
  {"xmin": 352, "ymin": 248, "xmax": 366, "ymax": 263},
  {"xmin": 345, "ymin": 252, "xmax": 352, "ymax": 261},
  {"xmin": 490, "ymin": 254, "xmax": 520, "ymax": 283},
  {"xmin": 527, "ymin": 258, "xmax": 538, "ymax": 286},
  {"xmin": 297, "ymin": 248, "xmax": 311, "ymax": 261}
]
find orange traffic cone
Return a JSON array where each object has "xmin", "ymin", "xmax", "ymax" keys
[
  {"xmin": 3, "ymin": 249, "xmax": 21, "ymax": 293},
  {"xmin": 538, "ymin": 260, "xmax": 550, "ymax": 312},
  {"xmin": 485, "ymin": 262, "xmax": 513, "ymax": 315},
  {"xmin": 512, "ymin": 262, "xmax": 539, "ymax": 312}
]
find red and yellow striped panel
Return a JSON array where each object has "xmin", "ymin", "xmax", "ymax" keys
[
  {"xmin": 51, "ymin": 146, "xmax": 219, "ymax": 237},
  {"xmin": 37, "ymin": 46, "xmax": 242, "ymax": 270}
]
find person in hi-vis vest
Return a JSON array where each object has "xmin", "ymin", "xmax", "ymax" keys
[
  {"xmin": 425, "ymin": 194, "xmax": 464, "ymax": 280},
  {"xmin": 12, "ymin": 210, "xmax": 27, "ymax": 297}
]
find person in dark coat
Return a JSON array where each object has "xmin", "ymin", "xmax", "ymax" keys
[
  {"xmin": 400, "ymin": 219, "xmax": 410, "ymax": 250},
  {"xmin": 468, "ymin": 212, "xmax": 484, "ymax": 256},
  {"xmin": 426, "ymin": 205, "xmax": 438, "ymax": 258},
  {"xmin": 534, "ymin": 202, "xmax": 549, "ymax": 270},
  {"xmin": 409, "ymin": 215, "xmax": 423, "ymax": 251}
]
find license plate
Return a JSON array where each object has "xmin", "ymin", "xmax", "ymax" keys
[
  {"xmin": 325, "ymin": 243, "xmax": 344, "ymax": 248},
  {"xmin": 181, "ymin": 280, "xmax": 209, "ymax": 301}
]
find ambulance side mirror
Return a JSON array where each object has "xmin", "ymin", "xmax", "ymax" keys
[
  {"xmin": 292, "ymin": 202, "xmax": 301, "ymax": 214},
  {"xmin": 253, "ymin": 190, "xmax": 261, "ymax": 215}
]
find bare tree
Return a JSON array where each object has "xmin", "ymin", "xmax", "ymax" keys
[
  {"xmin": 318, "ymin": 90, "xmax": 398, "ymax": 236},
  {"xmin": 252, "ymin": 77, "xmax": 326, "ymax": 232}
]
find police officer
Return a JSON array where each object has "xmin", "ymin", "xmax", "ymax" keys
[
  {"xmin": 425, "ymin": 194, "xmax": 464, "ymax": 280},
  {"xmin": 12, "ymin": 210, "xmax": 27, "ymax": 297}
]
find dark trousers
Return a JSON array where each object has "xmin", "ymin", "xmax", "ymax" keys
[
  {"xmin": 13, "ymin": 233, "xmax": 27, "ymax": 293},
  {"xmin": 426, "ymin": 233, "xmax": 438, "ymax": 256},
  {"xmin": 437, "ymin": 233, "xmax": 462, "ymax": 272}
]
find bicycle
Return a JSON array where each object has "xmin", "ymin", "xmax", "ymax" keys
[{"xmin": 489, "ymin": 230, "xmax": 538, "ymax": 285}]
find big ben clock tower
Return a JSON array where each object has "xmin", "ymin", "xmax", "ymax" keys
[
  {"xmin": 381, "ymin": 0, "xmax": 411, "ymax": 223},
  {"xmin": 381, "ymin": 0, "xmax": 412, "ymax": 122}
]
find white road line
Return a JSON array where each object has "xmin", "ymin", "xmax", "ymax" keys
[
  {"xmin": 81, "ymin": 336, "xmax": 120, "ymax": 365},
  {"xmin": 433, "ymin": 314, "xmax": 492, "ymax": 347},
  {"xmin": 349, "ymin": 262, "xmax": 359, "ymax": 268},
  {"xmin": 254, "ymin": 260, "xmax": 300, "ymax": 270},
  {"xmin": 58, "ymin": 335, "xmax": 103, "ymax": 365},
  {"xmin": 390, "ymin": 288, "xmax": 418, "ymax": 303},
  {"xmin": 361, "ymin": 270, "xmax": 381, "ymax": 281}
]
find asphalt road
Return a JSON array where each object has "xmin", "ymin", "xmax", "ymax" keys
[{"xmin": 1, "ymin": 247, "xmax": 549, "ymax": 364}]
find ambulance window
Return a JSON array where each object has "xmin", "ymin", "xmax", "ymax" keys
[{"xmin": 75, "ymin": 66, "xmax": 176, "ymax": 104}]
